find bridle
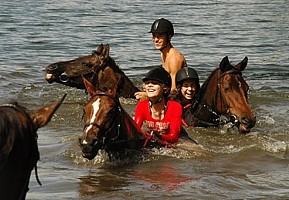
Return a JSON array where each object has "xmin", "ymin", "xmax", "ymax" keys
[
  {"xmin": 194, "ymin": 68, "xmax": 243, "ymax": 127},
  {"xmin": 83, "ymin": 92, "xmax": 122, "ymax": 151},
  {"xmin": 56, "ymin": 53, "xmax": 110, "ymax": 87}
]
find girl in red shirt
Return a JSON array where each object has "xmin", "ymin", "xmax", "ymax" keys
[{"xmin": 134, "ymin": 67, "xmax": 182, "ymax": 146}]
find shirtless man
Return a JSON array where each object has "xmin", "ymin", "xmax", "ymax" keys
[{"xmin": 135, "ymin": 18, "xmax": 187, "ymax": 100}]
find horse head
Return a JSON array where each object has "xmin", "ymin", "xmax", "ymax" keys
[
  {"xmin": 197, "ymin": 56, "xmax": 256, "ymax": 133},
  {"xmin": 45, "ymin": 44, "xmax": 110, "ymax": 89},
  {"xmin": 45, "ymin": 43, "xmax": 139, "ymax": 98},
  {"xmin": 79, "ymin": 78, "xmax": 121, "ymax": 160}
]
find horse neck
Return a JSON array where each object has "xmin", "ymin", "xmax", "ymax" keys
[
  {"xmin": 100, "ymin": 57, "xmax": 139, "ymax": 98},
  {"xmin": 108, "ymin": 57, "xmax": 140, "ymax": 98},
  {"xmin": 198, "ymin": 68, "xmax": 226, "ymax": 115},
  {"xmin": 118, "ymin": 106, "xmax": 144, "ymax": 140}
]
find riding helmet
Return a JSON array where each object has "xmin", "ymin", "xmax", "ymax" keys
[
  {"xmin": 176, "ymin": 67, "xmax": 199, "ymax": 85},
  {"xmin": 149, "ymin": 18, "xmax": 174, "ymax": 36},
  {"xmin": 143, "ymin": 67, "xmax": 172, "ymax": 89}
]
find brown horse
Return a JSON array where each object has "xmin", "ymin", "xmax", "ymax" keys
[
  {"xmin": 0, "ymin": 94, "xmax": 66, "ymax": 200},
  {"xmin": 192, "ymin": 56, "xmax": 256, "ymax": 133},
  {"xmin": 45, "ymin": 43, "xmax": 140, "ymax": 98},
  {"xmin": 79, "ymin": 78, "xmax": 146, "ymax": 160}
]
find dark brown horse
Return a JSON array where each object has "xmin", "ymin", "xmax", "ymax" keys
[
  {"xmin": 79, "ymin": 78, "xmax": 146, "ymax": 160},
  {"xmin": 192, "ymin": 56, "xmax": 256, "ymax": 133},
  {"xmin": 45, "ymin": 43, "xmax": 140, "ymax": 98},
  {"xmin": 0, "ymin": 94, "xmax": 66, "ymax": 200}
]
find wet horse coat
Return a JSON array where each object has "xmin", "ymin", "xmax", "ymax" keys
[
  {"xmin": 192, "ymin": 56, "xmax": 256, "ymax": 133},
  {"xmin": 45, "ymin": 43, "xmax": 140, "ymax": 98},
  {"xmin": 0, "ymin": 95, "xmax": 66, "ymax": 199},
  {"xmin": 78, "ymin": 78, "xmax": 201, "ymax": 160},
  {"xmin": 79, "ymin": 79, "xmax": 146, "ymax": 160}
]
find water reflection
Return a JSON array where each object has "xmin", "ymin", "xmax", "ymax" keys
[
  {"xmin": 78, "ymin": 171, "xmax": 130, "ymax": 197},
  {"xmin": 132, "ymin": 162, "xmax": 196, "ymax": 192}
]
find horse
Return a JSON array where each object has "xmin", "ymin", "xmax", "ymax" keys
[
  {"xmin": 45, "ymin": 43, "xmax": 140, "ymax": 98},
  {"xmin": 191, "ymin": 56, "xmax": 256, "ymax": 133},
  {"xmin": 0, "ymin": 94, "xmax": 66, "ymax": 200},
  {"xmin": 78, "ymin": 78, "xmax": 146, "ymax": 160}
]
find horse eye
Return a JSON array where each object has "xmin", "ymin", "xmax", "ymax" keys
[
  {"xmin": 224, "ymin": 88, "xmax": 229, "ymax": 93},
  {"xmin": 82, "ymin": 62, "xmax": 92, "ymax": 68}
]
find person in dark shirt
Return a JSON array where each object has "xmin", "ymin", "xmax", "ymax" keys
[{"xmin": 170, "ymin": 67, "xmax": 200, "ymax": 127}]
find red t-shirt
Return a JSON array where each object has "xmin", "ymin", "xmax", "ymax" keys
[{"xmin": 134, "ymin": 99, "xmax": 182, "ymax": 144}]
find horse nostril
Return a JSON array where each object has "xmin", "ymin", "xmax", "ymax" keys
[{"xmin": 241, "ymin": 117, "xmax": 256, "ymax": 128}]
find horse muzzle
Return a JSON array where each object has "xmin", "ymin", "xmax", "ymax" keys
[
  {"xmin": 79, "ymin": 138, "xmax": 102, "ymax": 160},
  {"xmin": 45, "ymin": 64, "xmax": 66, "ymax": 83},
  {"xmin": 237, "ymin": 116, "xmax": 256, "ymax": 134}
]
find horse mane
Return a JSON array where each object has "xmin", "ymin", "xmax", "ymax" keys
[
  {"xmin": 119, "ymin": 106, "xmax": 144, "ymax": 139},
  {"xmin": 104, "ymin": 56, "xmax": 139, "ymax": 98},
  {"xmin": 200, "ymin": 69, "xmax": 219, "ymax": 99},
  {"xmin": 118, "ymin": 106, "xmax": 146, "ymax": 150},
  {"xmin": 107, "ymin": 56, "xmax": 121, "ymax": 73}
]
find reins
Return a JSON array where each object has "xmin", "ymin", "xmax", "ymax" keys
[{"xmin": 83, "ymin": 92, "xmax": 124, "ymax": 151}]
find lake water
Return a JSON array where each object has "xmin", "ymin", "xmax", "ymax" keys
[{"xmin": 1, "ymin": 0, "xmax": 289, "ymax": 199}]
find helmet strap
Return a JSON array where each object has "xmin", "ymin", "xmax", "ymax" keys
[
  {"xmin": 159, "ymin": 34, "xmax": 171, "ymax": 51},
  {"xmin": 149, "ymin": 97, "xmax": 163, "ymax": 107}
]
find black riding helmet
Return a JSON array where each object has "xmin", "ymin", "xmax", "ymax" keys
[
  {"xmin": 143, "ymin": 67, "xmax": 172, "ymax": 91},
  {"xmin": 176, "ymin": 67, "xmax": 199, "ymax": 85},
  {"xmin": 149, "ymin": 18, "xmax": 174, "ymax": 36}
]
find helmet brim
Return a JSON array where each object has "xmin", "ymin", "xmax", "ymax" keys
[{"xmin": 142, "ymin": 77, "xmax": 163, "ymax": 84}]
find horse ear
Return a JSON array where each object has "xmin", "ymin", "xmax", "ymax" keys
[
  {"xmin": 235, "ymin": 56, "xmax": 248, "ymax": 71},
  {"xmin": 83, "ymin": 77, "xmax": 97, "ymax": 96},
  {"xmin": 95, "ymin": 43, "xmax": 104, "ymax": 55},
  {"xmin": 95, "ymin": 43, "xmax": 110, "ymax": 65},
  {"xmin": 103, "ymin": 44, "xmax": 110, "ymax": 59},
  {"xmin": 29, "ymin": 94, "xmax": 66, "ymax": 130},
  {"xmin": 219, "ymin": 56, "xmax": 230, "ymax": 73}
]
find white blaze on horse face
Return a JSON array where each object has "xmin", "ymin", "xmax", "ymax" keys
[{"xmin": 83, "ymin": 98, "xmax": 101, "ymax": 143}]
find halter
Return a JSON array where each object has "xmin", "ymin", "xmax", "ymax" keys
[
  {"xmin": 194, "ymin": 68, "xmax": 242, "ymax": 127},
  {"xmin": 83, "ymin": 92, "xmax": 122, "ymax": 151},
  {"xmin": 58, "ymin": 54, "xmax": 110, "ymax": 87}
]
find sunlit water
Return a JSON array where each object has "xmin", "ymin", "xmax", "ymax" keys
[{"xmin": 0, "ymin": 0, "xmax": 289, "ymax": 199}]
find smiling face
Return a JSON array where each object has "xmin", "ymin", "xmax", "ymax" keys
[
  {"xmin": 144, "ymin": 80, "xmax": 164, "ymax": 100},
  {"xmin": 180, "ymin": 79, "xmax": 198, "ymax": 101},
  {"xmin": 152, "ymin": 33, "xmax": 169, "ymax": 50}
]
